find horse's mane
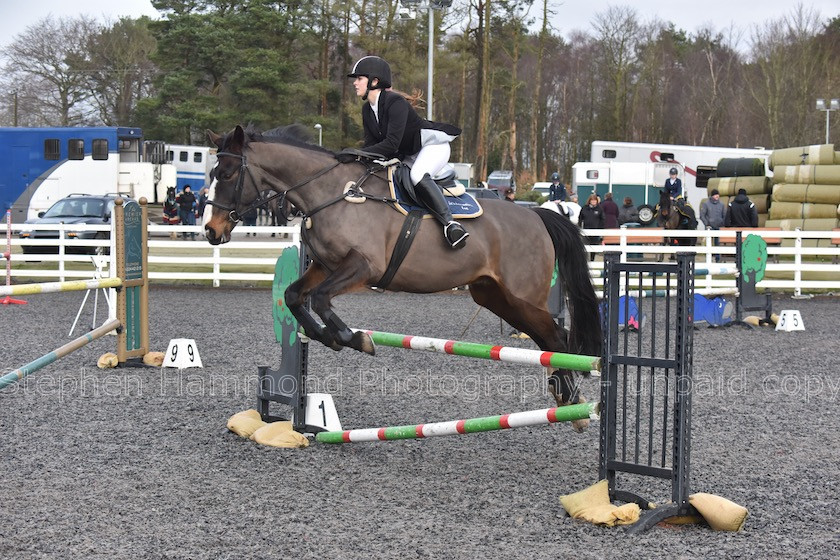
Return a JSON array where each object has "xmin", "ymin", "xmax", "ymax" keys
[{"xmin": 224, "ymin": 124, "xmax": 335, "ymax": 156}]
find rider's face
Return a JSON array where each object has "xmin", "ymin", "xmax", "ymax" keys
[{"xmin": 353, "ymin": 76, "xmax": 369, "ymax": 98}]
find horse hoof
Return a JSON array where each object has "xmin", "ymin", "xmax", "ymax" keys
[
  {"xmin": 351, "ymin": 331, "xmax": 375, "ymax": 356},
  {"xmin": 571, "ymin": 418, "xmax": 590, "ymax": 433}
]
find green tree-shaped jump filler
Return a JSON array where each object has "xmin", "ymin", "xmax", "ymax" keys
[
  {"xmin": 273, "ymin": 247, "xmax": 301, "ymax": 345},
  {"xmin": 741, "ymin": 234, "xmax": 768, "ymax": 284}
]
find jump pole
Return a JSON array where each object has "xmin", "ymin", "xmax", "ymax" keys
[
  {"xmin": 0, "ymin": 319, "xmax": 120, "ymax": 390},
  {"xmin": 0, "ymin": 198, "xmax": 149, "ymax": 371},
  {"xmin": 316, "ymin": 401, "xmax": 600, "ymax": 444},
  {"xmin": 0, "ymin": 277, "xmax": 123, "ymax": 297},
  {"xmin": 358, "ymin": 329, "xmax": 601, "ymax": 373}
]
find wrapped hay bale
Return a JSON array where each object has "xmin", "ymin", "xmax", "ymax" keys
[
  {"xmin": 765, "ymin": 218, "xmax": 840, "ymax": 230},
  {"xmin": 708, "ymin": 176, "xmax": 769, "ymax": 197},
  {"xmin": 771, "ymin": 165, "xmax": 840, "ymax": 185},
  {"xmin": 716, "ymin": 158, "xmax": 765, "ymax": 177},
  {"xmin": 771, "ymin": 183, "xmax": 840, "ymax": 205},
  {"xmin": 768, "ymin": 144, "xmax": 836, "ymax": 170},
  {"xmin": 768, "ymin": 202, "xmax": 839, "ymax": 220}
]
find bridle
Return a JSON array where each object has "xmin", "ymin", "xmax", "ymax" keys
[{"xmin": 206, "ymin": 149, "xmax": 340, "ymax": 223}]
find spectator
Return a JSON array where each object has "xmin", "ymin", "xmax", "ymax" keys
[
  {"xmin": 618, "ymin": 196, "xmax": 640, "ymax": 225},
  {"xmin": 197, "ymin": 187, "xmax": 210, "ymax": 219},
  {"xmin": 579, "ymin": 193, "xmax": 605, "ymax": 261},
  {"xmin": 665, "ymin": 167, "xmax": 683, "ymax": 199},
  {"xmin": 504, "ymin": 188, "xmax": 516, "ymax": 202},
  {"xmin": 700, "ymin": 189, "xmax": 726, "ymax": 262},
  {"xmin": 162, "ymin": 187, "xmax": 180, "ymax": 240},
  {"xmin": 242, "ymin": 206, "xmax": 258, "ymax": 236},
  {"xmin": 548, "ymin": 172, "xmax": 567, "ymax": 202},
  {"xmin": 601, "ymin": 192, "xmax": 619, "ymax": 228},
  {"xmin": 724, "ymin": 188, "xmax": 758, "ymax": 228},
  {"xmin": 176, "ymin": 185, "xmax": 197, "ymax": 239}
]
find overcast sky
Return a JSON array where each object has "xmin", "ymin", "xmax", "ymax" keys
[{"xmin": 1, "ymin": 0, "xmax": 838, "ymax": 52}]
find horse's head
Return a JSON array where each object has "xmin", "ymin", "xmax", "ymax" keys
[
  {"xmin": 656, "ymin": 189, "xmax": 674, "ymax": 226},
  {"xmin": 204, "ymin": 124, "xmax": 336, "ymax": 244},
  {"xmin": 203, "ymin": 125, "xmax": 265, "ymax": 244}
]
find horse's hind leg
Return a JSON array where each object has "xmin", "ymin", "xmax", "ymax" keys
[
  {"xmin": 469, "ymin": 280, "xmax": 589, "ymax": 432},
  {"xmin": 308, "ymin": 249, "xmax": 375, "ymax": 355},
  {"xmin": 284, "ymin": 263, "xmax": 343, "ymax": 351}
]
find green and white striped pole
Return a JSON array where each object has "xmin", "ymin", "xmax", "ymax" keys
[
  {"xmin": 358, "ymin": 329, "xmax": 601, "ymax": 373},
  {"xmin": 316, "ymin": 402, "xmax": 600, "ymax": 444}
]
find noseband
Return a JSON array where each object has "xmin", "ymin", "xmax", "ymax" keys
[{"xmin": 207, "ymin": 150, "xmax": 340, "ymax": 223}]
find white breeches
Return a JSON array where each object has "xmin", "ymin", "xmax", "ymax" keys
[{"xmin": 409, "ymin": 142, "xmax": 451, "ymax": 185}]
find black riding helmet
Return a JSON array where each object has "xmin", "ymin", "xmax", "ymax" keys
[{"xmin": 348, "ymin": 56, "xmax": 392, "ymax": 94}]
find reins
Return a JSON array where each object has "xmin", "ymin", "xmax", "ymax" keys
[{"xmin": 208, "ymin": 149, "xmax": 401, "ymax": 226}]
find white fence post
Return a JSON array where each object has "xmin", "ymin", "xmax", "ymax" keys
[
  {"xmin": 213, "ymin": 245, "xmax": 221, "ymax": 288},
  {"xmin": 794, "ymin": 228, "xmax": 802, "ymax": 298}
]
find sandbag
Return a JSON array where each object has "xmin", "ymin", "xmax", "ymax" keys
[
  {"xmin": 771, "ymin": 165, "xmax": 840, "ymax": 185},
  {"xmin": 688, "ymin": 493, "xmax": 748, "ymax": 532},
  {"xmin": 768, "ymin": 144, "xmax": 836, "ymax": 170},
  {"xmin": 559, "ymin": 479, "xmax": 642, "ymax": 527},
  {"xmin": 771, "ymin": 183, "xmax": 840, "ymax": 205},
  {"xmin": 716, "ymin": 158, "xmax": 765, "ymax": 177},
  {"xmin": 227, "ymin": 409, "xmax": 267, "ymax": 438},
  {"xmin": 250, "ymin": 421, "xmax": 309, "ymax": 448},
  {"xmin": 768, "ymin": 202, "xmax": 839, "ymax": 220},
  {"xmin": 708, "ymin": 176, "xmax": 769, "ymax": 197}
]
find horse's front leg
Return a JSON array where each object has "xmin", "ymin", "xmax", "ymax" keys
[
  {"xmin": 284, "ymin": 263, "xmax": 342, "ymax": 351},
  {"xmin": 309, "ymin": 249, "xmax": 376, "ymax": 355}
]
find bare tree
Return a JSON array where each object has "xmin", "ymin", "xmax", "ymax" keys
[
  {"xmin": 592, "ymin": 6, "xmax": 640, "ymax": 140},
  {"xmin": 1, "ymin": 16, "xmax": 100, "ymax": 126},
  {"xmin": 85, "ymin": 17, "xmax": 158, "ymax": 125},
  {"xmin": 747, "ymin": 5, "xmax": 828, "ymax": 147}
]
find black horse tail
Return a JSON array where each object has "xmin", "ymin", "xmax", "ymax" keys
[{"xmin": 534, "ymin": 208, "xmax": 602, "ymax": 357}]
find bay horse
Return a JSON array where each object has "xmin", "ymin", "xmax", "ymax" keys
[
  {"xmin": 657, "ymin": 189, "xmax": 698, "ymax": 251},
  {"xmin": 204, "ymin": 125, "xmax": 601, "ymax": 427}
]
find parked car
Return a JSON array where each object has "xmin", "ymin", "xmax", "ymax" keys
[
  {"xmin": 465, "ymin": 187, "xmax": 503, "ymax": 200},
  {"xmin": 486, "ymin": 170, "xmax": 515, "ymax": 194},
  {"xmin": 531, "ymin": 182, "xmax": 552, "ymax": 198},
  {"xmin": 18, "ymin": 193, "xmax": 129, "ymax": 254}
]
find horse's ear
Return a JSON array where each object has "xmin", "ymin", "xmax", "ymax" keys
[
  {"xmin": 230, "ymin": 125, "xmax": 247, "ymax": 153},
  {"xmin": 207, "ymin": 130, "xmax": 223, "ymax": 149}
]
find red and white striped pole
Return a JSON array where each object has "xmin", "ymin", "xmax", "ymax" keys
[{"xmin": 1, "ymin": 209, "xmax": 27, "ymax": 305}]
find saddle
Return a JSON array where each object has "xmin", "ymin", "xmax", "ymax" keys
[
  {"xmin": 381, "ymin": 163, "xmax": 480, "ymax": 219},
  {"xmin": 335, "ymin": 148, "xmax": 479, "ymax": 218},
  {"xmin": 674, "ymin": 199, "xmax": 698, "ymax": 229}
]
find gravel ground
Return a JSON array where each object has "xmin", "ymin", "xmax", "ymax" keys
[{"xmin": 1, "ymin": 287, "xmax": 839, "ymax": 559}]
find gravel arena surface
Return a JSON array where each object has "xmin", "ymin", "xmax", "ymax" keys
[{"xmin": 2, "ymin": 286, "xmax": 839, "ymax": 559}]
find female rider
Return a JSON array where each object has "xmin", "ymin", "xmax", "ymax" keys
[{"xmin": 348, "ymin": 55, "xmax": 468, "ymax": 249}]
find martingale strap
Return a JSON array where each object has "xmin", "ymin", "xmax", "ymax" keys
[{"xmin": 375, "ymin": 210, "xmax": 424, "ymax": 289}]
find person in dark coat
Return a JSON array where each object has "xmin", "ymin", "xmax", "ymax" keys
[
  {"xmin": 618, "ymin": 196, "xmax": 640, "ymax": 225},
  {"xmin": 548, "ymin": 172, "xmax": 567, "ymax": 202},
  {"xmin": 348, "ymin": 55, "xmax": 467, "ymax": 249},
  {"xmin": 601, "ymin": 192, "xmax": 619, "ymax": 229},
  {"xmin": 724, "ymin": 188, "xmax": 758, "ymax": 228},
  {"xmin": 176, "ymin": 185, "xmax": 197, "ymax": 239},
  {"xmin": 579, "ymin": 193, "xmax": 605, "ymax": 261}
]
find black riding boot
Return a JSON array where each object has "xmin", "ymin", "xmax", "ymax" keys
[{"xmin": 414, "ymin": 174, "xmax": 469, "ymax": 249}]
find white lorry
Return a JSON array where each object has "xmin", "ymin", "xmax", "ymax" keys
[{"xmin": 572, "ymin": 140, "xmax": 774, "ymax": 225}]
